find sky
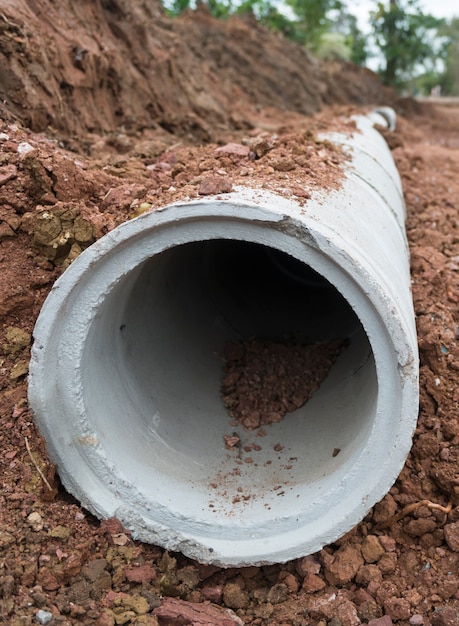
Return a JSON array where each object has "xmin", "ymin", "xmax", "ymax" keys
[{"xmin": 353, "ymin": 0, "xmax": 459, "ymax": 32}]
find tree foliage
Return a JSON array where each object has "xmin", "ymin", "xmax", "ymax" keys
[
  {"xmin": 370, "ymin": 0, "xmax": 445, "ymax": 88},
  {"xmin": 282, "ymin": 0, "xmax": 342, "ymax": 49},
  {"xmin": 438, "ymin": 18, "xmax": 459, "ymax": 95}
]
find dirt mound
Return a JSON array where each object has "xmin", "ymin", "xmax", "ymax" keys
[{"xmin": 0, "ymin": 0, "xmax": 393, "ymax": 142}]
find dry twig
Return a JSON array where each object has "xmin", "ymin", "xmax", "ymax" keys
[
  {"xmin": 25, "ymin": 436, "xmax": 53, "ymax": 491},
  {"xmin": 377, "ymin": 499, "xmax": 452, "ymax": 529}
]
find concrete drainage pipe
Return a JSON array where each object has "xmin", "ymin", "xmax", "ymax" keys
[{"xmin": 28, "ymin": 110, "xmax": 419, "ymax": 567}]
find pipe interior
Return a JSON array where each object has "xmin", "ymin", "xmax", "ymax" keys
[{"xmin": 83, "ymin": 240, "xmax": 377, "ymax": 527}]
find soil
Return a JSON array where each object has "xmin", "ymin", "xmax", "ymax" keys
[
  {"xmin": 1, "ymin": 1, "xmax": 459, "ymax": 625},
  {"xmin": 221, "ymin": 338, "xmax": 346, "ymax": 430}
]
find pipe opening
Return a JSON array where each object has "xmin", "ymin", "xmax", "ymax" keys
[{"xmin": 83, "ymin": 239, "xmax": 377, "ymax": 532}]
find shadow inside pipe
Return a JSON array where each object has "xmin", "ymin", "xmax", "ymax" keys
[{"xmin": 83, "ymin": 240, "xmax": 376, "ymax": 527}]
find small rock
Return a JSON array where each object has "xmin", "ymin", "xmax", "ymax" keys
[
  {"xmin": 251, "ymin": 137, "xmax": 275, "ymax": 158},
  {"xmin": 302, "ymin": 572, "xmax": 326, "ymax": 593},
  {"xmin": 28, "ymin": 512, "xmax": 44, "ymax": 532},
  {"xmin": 177, "ymin": 565, "xmax": 200, "ymax": 589},
  {"xmin": 49, "ymin": 525, "xmax": 72, "ymax": 541},
  {"xmin": 82, "ymin": 558, "xmax": 108, "ymax": 582},
  {"xmin": 444, "ymin": 522, "xmax": 459, "ymax": 552},
  {"xmin": 215, "ymin": 143, "xmax": 250, "ymax": 158},
  {"xmin": 334, "ymin": 598, "xmax": 360, "ymax": 626},
  {"xmin": 198, "ymin": 175, "xmax": 233, "ymax": 195},
  {"xmin": 361, "ymin": 535, "xmax": 385, "ymax": 563},
  {"xmin": 378, "ymin": 552, "xmax": 397, "ymax": 575},
  {"xmin": 431, "ymin": 606, "xmax": 459, "ymax": 626},
  {"xmin": 296, "ymin": 554, "xmax": 321, "ymax": 576},
  {"xmin": 410, "ymin": 615, "xmax": 424, "ymax": 626},
  {"xmin": 113, "ymin": 610, "xmax": 136, "ymax": 625},
  {"xmin": 291, "ymin": 185, "xmax": 311, "ymax": 198},
  {"xmin": 272, "ymin": 157, "xmax": 296, "ymax": 172},
  {"xmin": 325, "ymin": 544, "xmax": 364, "ymax": 585},
  {"xmin": 2, "ymin": 327, "xmax": 31, "ymax": 355},
  {"xmin": 112, "ymin": 532, "xmax": 130, "ymax": 546},
  {"xmin": 96, "ymin": 609, "xmax": 115, "ymax": 626},
  {"xmin": 18, "ymin": 141, "xmax": 35, "ymax": 155},
  {"xmin": 278, "ymin": 571, "xmax": 299, "ymax": 593},
  {"xmin": 267, "ymin": 582, "xmax": 288, "ymax": 604},
  {"xmin": 405, "ymin": 518, "xmax": 437, "ymax": 537},
  {"xmin": 36, "ymin": 568, "xmax": 59, "ymax": 592},
  {"xmin": 357, "ymin": 599, "xmax": 381, "ymax": 622},
  {"xmin": 125, "ymin": 564, "xmax": 156, "ymax": 584},
  {"xmin": 0, "ymin": 222, "xmax": 16, "ymax": 241},
  {"xmin": 109, "ymin": 592, "xmax": 149, "ymax": 616},
  {"xmin": 384, "ymin": 597, "xmax": 411, "ymax": 621},
  {"xmin": 372, "ymin": 494, "xmax": 397, "ymax": 523},
  {"xmin": 0, "ymin": 163, "xmax": 17, "ymax": 186},
  {"xmin": 0, "ymin": 531, "xmax": 16, "ymax": 547},
  {"xmin": 9, "ymin": 360, "xmax": 29, "ymax": 380},
  {"xmin": 378, "ymin": 535, "xmax": 396, "ymax": 552},
  {"xmin": 154, "ymin": 597, "xmax": 243, "ymax": 625},
  {"xmin": 201, "ymin": 583, "xmax": 223, "ymax": 603},
  {"xmin": 368, "ymin": 617, "xmax": 393, "ymax": 626},
  {"xmin": 223, "ymin": 582, "xmax": 249, "ymax": 610},
  {"xmin": 35, "ymin": 610, "xmax": 53, "ymax": 625},
  {"xmin": 355, "ymin": 564, "xmax": 382, "ymax": 586}
]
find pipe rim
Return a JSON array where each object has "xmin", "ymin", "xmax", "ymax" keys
[{"xmin": 29, "ymin": 196, "xmax": 418, "ymax": 566}]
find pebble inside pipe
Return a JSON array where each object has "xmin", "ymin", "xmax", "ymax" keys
[{"xmin": 28, "ymin": 110, "xmax": 419, "ymax": 567}]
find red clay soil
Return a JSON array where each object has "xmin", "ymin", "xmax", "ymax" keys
[
  {"xmin": 0, "ymin": 0, "xmax": 393, "ymax": 141},
  {"xmin": 221, "ymin": 338, "xmax": 346, "ymax": 430},
  {"xmin": 1, "ymin": 1, "xmax": 459, "ymax": 625}
]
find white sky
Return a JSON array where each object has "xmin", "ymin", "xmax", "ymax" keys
[{"xmin": 353, "ymin": 0, "xmax": 459, "ymax": 31}]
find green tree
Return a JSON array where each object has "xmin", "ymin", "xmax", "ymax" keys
[
  {"xmin": 283, "ymin": 0, "xmax": 343, "ymax": 50},
  {"xmin": 163, "ymin": 0, "xmax": 233, "ymax": 18},
  {"xmin": 235, "ymin": 0, "xmax": 297, "ymax": 37},
  {"xmin": 333, "ymin": 9, "xmax": 368, "ymax": 65},
  {"xmin": 370, "ymin": 0, "xmax": 445, "ymax": 89},
  {"xmin": 316, "ymin": 32, "xmax": 351, "ymax": 60},
  {"xmin": 438, "ymin": 18, "xmax": 459, "ymax": 95}
]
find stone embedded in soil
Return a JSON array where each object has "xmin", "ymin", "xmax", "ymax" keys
[
  {"xmin": 302, "ymin": 572, "xmax": 326, "ymax": 593},
  {"xmin": 384, "ymin": 597, "xmax": 411, "ymax": 621},
  {"xmin": 296, "ymin": 554, "xmax": 322, "ymax": 577},
  {"xmin": 35, "ymin": 610, "xmax": 53, "ymax": 625},
  {"xmin": 221, "ymin": 337, "xmax": 345, "ymax": 429},
  {"xmin": 361, "ymin": 535, "xmax": 385, "ymax": 563},
  {"xmin": 444, "ymin": 521, "xmax": 459, "ymax": 552},
  {"xmin": 153, "ymin": 597, "xmax": 244, "ymax": 625},
  {"xmin": 198, "ymin": 175, "xmax": 233, "ymax": 195},
  {"xmin": 369, "ymin": 617, "xmax": 393, "ymax": 626},
  {"xmin": 27, "ymin": 511, "xmax": 44, "ymax": 532},
  {"xmin": 215, "ymin": 143, "xmax": 251, "ymax": 159},
  {"xmin": 431, "ymin": 606, "xmax": 459, "ymax": 626},
  {"xmin": 125, "ymin": 564, "xmax": 157, "ymax": 583},
  {"xmin": 222, "ymin": 582, "xmax": 250, "ymax": 609},
  {"xmin": 405, "ymin": 517, "xmax": 437, "ymax": 537},
  {"xmin": 2, "ymin": 326, "xmax": 31, "ymax": 355},
  {"xmin": 325, "ymin": 544, "xmax": 364, "ymax": 585}
]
